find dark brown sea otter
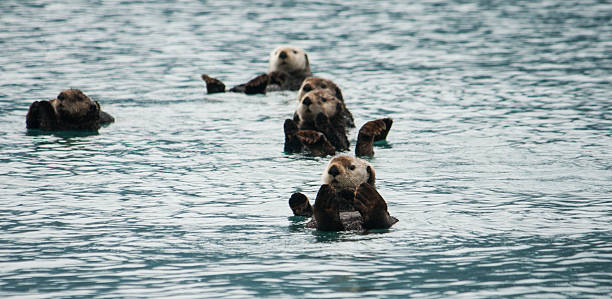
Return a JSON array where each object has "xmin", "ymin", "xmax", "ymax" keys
[{"xmin": 26, "ymin": 89, "xmax": 114, "ymax": 131}]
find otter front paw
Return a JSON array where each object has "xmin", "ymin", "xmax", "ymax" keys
[
  {"xmin": 313, "ymin": 184, "xmax": 345, "ymax": 231},
  {"xmin": 283, "ymin": 119, "xmax": 303, "ymax": 153},
  {"xmin": 315, "ymin": 112, "xmax": 349, "ymax": 152},
  {"xmin": 355, "ymin": 118, "xmax": 393, "ymax": 157},
  {"xmin": 201, "ymin": 74, "xmax": 226, "ymax": 94},
  {"xmin": 353, "ymin": 183, "xmax": 398, "ymax": 229},
  {"xmin": 289, "ymin": 192, "xmax": 313, "ymax": 217},
  {"xmin": 26, "ymin": 100, "xmax": 57, "ymax": 130},
  {"xmin": 244, "ymin": 73, "xmax": 270, "ymax": 95},
  {"xmin": 296, "ymin": 130, "xmax": 335, "ymax": 157}
]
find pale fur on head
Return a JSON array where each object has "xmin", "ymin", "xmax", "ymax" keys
[
  {"xmin": 269, "ymin": 45, "xmax": 310, "ymax": 74},
  {"xmin": 295, "ymin": 90, "xmax": 340, "ymax": 126},
  {"xmin": 321, "ymin": 155, "xmax": 376, "ymax": 191},
  {"xmin": 297, "ymin": 77, "xmax": 342, "ymax": 102}
]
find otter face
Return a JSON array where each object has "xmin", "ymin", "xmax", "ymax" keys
[
  {"xmin": 297, "ymin": 77, "xmax": 343, "ymax": 102},
  {"xmin": 269, "ymin": 46, "xmax": 310, "ymax": 74},
  {"xmin": 321, "ymin": 155, "xmax": 376, "ymax": 191},
  {"xmin": 295, "ymin": 90, "xmax": 340, "ymax": 126},
  {"xmin": 52, "ymin": 89, "xmax": 100, "ymax": 120}
]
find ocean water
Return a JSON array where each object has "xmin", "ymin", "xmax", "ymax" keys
[{"xmin": 1, "ymin": 0, "xmax": 611, "ymax": 298}]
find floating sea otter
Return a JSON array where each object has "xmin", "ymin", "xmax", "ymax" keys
[
  {"xmin": 289, "ymin": 155, "xmax": 398, "ymax": 231},
  {"xmin": 26, "ymin": 89, "xmax": 114, "ymax": 131},
  {"xmin": 296, "ymin": 77, "xmax": 354, "ymax": 128},
  {"xmin": 284, "ymin": 76, "xmax": 391, "ymax": 157},
  {"xmin": 201, "ymin": 45, "xmax": 312, "ymax": 94},
  {"xmin": 284, "ymin": 89, "xmax": 351, "ymax": 153}
]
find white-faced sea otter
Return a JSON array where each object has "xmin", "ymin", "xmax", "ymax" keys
[
  {"xmin": 201, "ymin": 45, "xmax": 312, "ymax": 94},
  {"xmin": 289, "ymin": 155, "xmax": 398, "ymax": 231}
]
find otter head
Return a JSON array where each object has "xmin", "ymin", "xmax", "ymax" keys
[
  {"xmin": 297, "ymin": 77, "xmax": 343, "ymax": 102},
  {"xmin": 269, "ymin": 46, "xmax": 310, "ymax": 75},
  {"xmin": 321, "ymin": 155, "xmax": 376, "ymax": 191},
  {"xmin": 296, "ymin": 90, "xmax": 340, "ymax": 127},
  {"xmin": 51, "ymin": 89, "xmax": 100, "ymax": 122}
]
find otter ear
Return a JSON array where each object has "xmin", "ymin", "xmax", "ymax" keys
[
  {"xmin": 366, "ymin": 165, "xmax": 376, "ymax": 186},
  {"xmin": 335, "ymin": 87, "xmax": 344, "ymax": 102}
]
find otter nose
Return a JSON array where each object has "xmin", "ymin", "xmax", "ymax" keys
[
  {"xmin": 89, "ymin": 103, "xmax": 97, "ymax": 111},
  {"xmin": 302, "ymin": 97, "xmax": 312, "ymax": 106},
  {"xmin": 279, "ymin": 51, "xmax": 287, "ymax": 59},
  {"xmin": 328, "ymin": 165, "xmax": 340, "ymax": 177}
]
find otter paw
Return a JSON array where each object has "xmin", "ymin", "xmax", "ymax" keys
[
  {"xmin": 268, "ymin": 71, "xmax": 288, "ymax": 86},
  {"xmin": 201, "ymin": 74, "xmax": 226, "ymax": 94},
  {"xmin": 355, "ymin": 118, "xmax": 393, "ymax": 157},
  {"xmin": 354, "ymin": 183, "xmax": 397, "ymax": 229},
  {"xmin": 244, "ymin": 73, "xmax": 270, "ymax": 95},
  {"xmin": 99, "ymin": 110, "xmax": 115, "ymax": 125},
  {"xmin": 315, "ymin": 112, "xmax": 349, "ymax": 152},
  {"xmin": 296, "ymin": 130, "xmax": 335, "ymax": 157},
  {"xmin": 26, "ymin": 100, "xmax": 57, "ymax": 130},
  {"xmin": 313, "ymin": 184, "xmax": 345, "ymax": 231},
  {"xmin": 289, "ymin": 192, "xmax": 313, "ymax": 217},
  {"xmin": 284, "ymin": 119, "xmax": 304, "ymax": 153}
]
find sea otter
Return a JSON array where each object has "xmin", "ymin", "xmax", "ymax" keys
[
  {"xmin": 284, "ymin": 89, "xmax": 350, "ymax": 152},
  {"xmin": 201, "ymin": 45, "xmax": 312, "ymax": 94},
  {"xmin": 288, "ymin": 155, "xmax": 398, "ymax": 231},
  {"xmin": 296, "ymin": 77, "xmax": 354, "ymax": 128},
  {"xmin": 26, "ymin": 89, "xmax": 114, "ymax": 131},
  {"xmin": 294, "ymin": 90, "xmax": 344, "ymax": 130}
]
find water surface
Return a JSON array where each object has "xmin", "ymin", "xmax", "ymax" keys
[{"xmin": 1, "ymin": 0, "xmax": 611, "ymax": 298}]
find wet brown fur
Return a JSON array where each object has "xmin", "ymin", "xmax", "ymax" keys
[
  {"xmin": 296, "ymin": 183, "xmax": 397, "ymax": 232},
  {"xmin": 355, "ymin": 118, "xmax": 393, "ymax": 157},
  {"xmin": 26, "ymin": 89, "xmax": 114, "ymax": 131},
  {"xmin": 283, "ymin": 119, "xmax": 336, "ymax": 157}
]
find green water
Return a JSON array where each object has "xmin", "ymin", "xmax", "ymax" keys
[{"xmin": 1, "ymin": 0, "xmax": 610, "ymax": 297}]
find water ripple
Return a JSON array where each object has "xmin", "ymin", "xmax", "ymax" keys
[{"xmin": 1, "ymin": 0, "xmax": 611, "ymax": 298}]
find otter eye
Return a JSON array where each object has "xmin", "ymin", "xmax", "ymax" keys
[
  {"xmin": 349, "ymin": 165, "xmax": 356, "ymax": 171},
  {"xmin": 58, "ymin": 94, "xmax": 65, "ymax": 101},
  {"xmin": 292, "ymin": 50, "xmax": 297, "ymax": 54},
  {"xmin": 303, "ymin": 84, "xmax": 312, "ymax": 92},
  {"xmin": 321, "ymin": 84, "xmax": 327, "ymax": 89},
  {"xmin": 321, "ymin": 98, "xmax": 327, "ymax": 102}
]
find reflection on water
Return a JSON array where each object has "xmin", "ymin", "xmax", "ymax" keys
[{"xmin": 1, "ymin": 0, "xmax": 611, "ymax": 298}]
